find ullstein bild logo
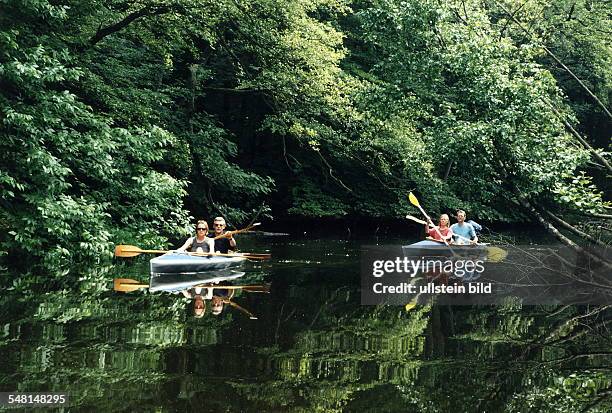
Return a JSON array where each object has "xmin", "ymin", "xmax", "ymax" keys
[{"xmin": 361, "ymin": 245, "xmax": 611, "ymax": 306}]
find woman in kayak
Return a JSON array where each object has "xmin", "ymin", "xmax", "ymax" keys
[
  {"xmin": 425, "ymin": 214, "xmax": 454, "ymax": 243},
  {"xmin": 177, "ymin": 220, "xmax": 215, "ymax": 253}
]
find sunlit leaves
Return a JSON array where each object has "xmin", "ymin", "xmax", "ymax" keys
[{"xmin": 0, "ymin": 1, "xmax": 191, "ymax": 271}]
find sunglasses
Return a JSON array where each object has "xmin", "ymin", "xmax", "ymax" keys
[
  {"xmin": 196, "ymin": 227, "xmax": 207, "ymax": 231},
  {"xmin": 214, "ymin": 224, "xmax": 225, "ymax": 227}
]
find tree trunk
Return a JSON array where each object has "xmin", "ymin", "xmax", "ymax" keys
[
  {"xmin": 494, "ymin": 0, "xmax": 612, "ymax": 120},
  {"xmin": 544, "ymin": 99, "xmax": 612, "ymax": 174},
  {"xmin": 544, "ymin": 210, "xmax": 607, "ymax": 247},
  {"xmin": 515, "ymin": 192, "xmax": 612, "ymax": 270}
]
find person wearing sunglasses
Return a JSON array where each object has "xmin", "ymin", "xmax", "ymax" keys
[
  {"xmin": 212, "ymin": 216, "xmax": 236, "ymax": 254},
  {"xmin": 177, "ymin": 220, "xmax": 215, "ymax": 253}
]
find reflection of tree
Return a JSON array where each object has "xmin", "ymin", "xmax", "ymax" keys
[
  {"xmin": 478, "ymin": 245, "xmax": 611, "ymax": 305},
  {"xmin": 1, "ymin": 263, "xmax": 610, "ymax": 412},
  {"xmin": 447, "ymin": 304, "xmax": 611, "ymax": 413}
]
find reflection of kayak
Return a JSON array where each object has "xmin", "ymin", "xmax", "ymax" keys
[
  {"xmin": 403, "ymin": 240, "xmax": 488, "ymax": 259},
  {"xmin": 150, "ymin": 252, "xmax": 246, "ymax": 275},
  {"xmin": 149, "ymin": 270, "xmax": 245, "ymax": 292}
]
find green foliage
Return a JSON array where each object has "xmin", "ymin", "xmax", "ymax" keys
[
  {"xmin": 352, "ymin": 0, "xmax": 607, "ymax": 218},
  {"xmin": 491, "ymin": 1, "xmax": 611, "ymax": 136},
  {"xmin": 506, "ymin": 371, "xmax": 612, "ymax": 413},
  {"xmin": 1, "ymin": 0, "xmax": 610, "ymax": 273},
  {"xmin": 552, "ymin": 171, "xmax": 608, "ymax": 213}
]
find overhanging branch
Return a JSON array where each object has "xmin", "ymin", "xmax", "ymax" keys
[{"xmin": 88, "ymin": 5, "xmax": 171, "ymax": 46}]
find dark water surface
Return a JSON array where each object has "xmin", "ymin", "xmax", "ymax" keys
[{"xmin": 0, "ymin": 234, "xmax": 610, "ymax": 412}]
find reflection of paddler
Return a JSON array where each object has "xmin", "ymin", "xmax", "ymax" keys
[
  {"xmin": 182, "ymin": 286, "xmax": 212, "ymax": 318},
  {"xmin": 181, "ymin": 283, "xmax": 257, "ymax": 319},
  {"xmin": 211, "ymin": 282, "xmax": 234, "ymax": 316},
  {"xmin": 207, "ymin": 282, "xmax": 260, "ymax": 319}
]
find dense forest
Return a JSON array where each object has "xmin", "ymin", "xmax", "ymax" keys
[
  {"xmin": 1, "ymin": 0, "xmax": 610, "ymax": 270},
  {"xmin": 1, "ymin": 2, "xmax": 610, "ymax": 410}
]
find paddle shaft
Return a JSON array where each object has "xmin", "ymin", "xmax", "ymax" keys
[
  {"xmin": 212, "ymin": 223, "xmax": 260, "ymax": 240},
  {"xmin": 114, "ymin": 278, "xmax": 269, "ymax": 292},
  {"xmin": 186, "ymin": 251, "xmax": 269, "ymax": 260},
  {"xmin": 225, "ymin": 300, "xmax": 258, "ymax": 319},
  {"xmin": 116, "ymin": 245, "xmax": 269, "ymax": 260}
]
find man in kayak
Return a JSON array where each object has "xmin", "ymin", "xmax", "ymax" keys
[
  {"xmin": 212, "ymin": 216, "xmax": 236, "ymax": 254},
  {"xmin": 450, "ymin": 210, "xmax": 478, "ymax": 245},
  {"xmin": 177, "ymin": 220, "xmax": 215, "ymax": 253},
  {"xmin": 425, "ymin": 214, "xmax": 453, "ymax": 243}
]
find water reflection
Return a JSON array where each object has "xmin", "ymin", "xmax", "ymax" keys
[
  {"xmin": 147, "ymin": 270, "xmax": 269, "ymax": 320},
  {"xmin": 0, "ymin": 236, "xmax": 609, "ymax": 412},
  {"xmin": 149, "ymin": 270, "xmax": 247, "ymax": 293}
]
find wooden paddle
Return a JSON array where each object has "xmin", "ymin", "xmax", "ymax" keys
[
  {"xmin": 114, "ymin": 245, "xmax": 270, "ymax": 260},
  {"xmin": 408, "ymin": 192, "xmax": 453, "ymax": 249},
  {"xmin": 113, "ymin": 278, "xmax": 271, "ymax": 293},
  {"xmin": 114, "ymin": 278, "xmax": 148, "ymax": 292},
  {"xmin": 212, "ymin": 222, "xmax": 261, "ymax": 240},
  {"xmin": 224, "ymin": 300, "xmax": 258, "ymax": 319}
]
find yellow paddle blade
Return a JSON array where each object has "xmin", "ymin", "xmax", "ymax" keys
[
  {"xmin": 405, "ymin": 300, "xmax": 417, "ymax": 311},
  {"xmin": 487, "ymin": 246, "xmax": 508, "ymax": 263},
  {"xmin": 408, "ymin": 192, "xmax": 420, "ymax": 208},
  {"xmin": 113, "ymin": 278, "xmax": 149, "ymax": 292},
  {"xmin": 114, "ymin": 245, "xmax": 143, "ymax": 258}
]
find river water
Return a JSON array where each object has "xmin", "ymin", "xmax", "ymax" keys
[{"xmin": 0, "ymin": 233, "xmax": 610, "ymax": 412}]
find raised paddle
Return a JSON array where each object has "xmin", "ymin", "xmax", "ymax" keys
[
  {"xmin": 408, "ymin": 192, "xmax": 452, "ymax": 249},
  {"xmin": 224, "ymin": 300, "xmax": 258, "ymax": 319},
  {"xmin": 114, "ymin": 245, "xmax": 270, "ymax": 260},
  {"xmin": 212, "ymin": 222, "xmax": 261, "ymax": 240}
]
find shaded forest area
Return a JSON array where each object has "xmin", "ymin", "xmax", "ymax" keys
[{"xmin": 1, "ymin": 0, "xmax": 610, "ymax": 269}]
